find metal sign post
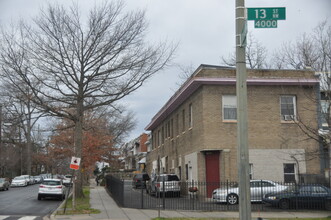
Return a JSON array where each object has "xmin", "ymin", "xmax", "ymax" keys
[
  {"xmin": 63, "ymin": 169, "xmax": 75, "ymax": 214},
  {"xmin": 69, "ymin": 156, "xmax": 80, "ymax": 210}
]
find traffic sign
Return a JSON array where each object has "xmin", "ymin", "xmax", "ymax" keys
[
  {"xmin": 247, "ymin": 7, "xmax": 286, "ymax": 21},
  {"xmin": 255, "ymin": 20, "xmax": 277, "ymax": 28},
  {"xmin": 70, "ymin": 156, "xmax": 81, "ymax": 170}
]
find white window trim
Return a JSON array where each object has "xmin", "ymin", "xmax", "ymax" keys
[
  {"xmin": 222, "ymin": 95, "xmax": 237, "ymax": 121},
  {"xmin": 283, "ymin": 163, "xmax": 296, "ymax": 183},
  {"xmin": 280, "ymin": 95, "xmax": 297, "ymax": 122}
]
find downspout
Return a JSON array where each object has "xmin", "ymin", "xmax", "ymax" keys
[
  {"xmin": 291, "ymin": 155, "xmax": 300, "ymax": 184},
  {"xmin": 315, "ymin": 78, "xmax": 328, "ymax": 173}
]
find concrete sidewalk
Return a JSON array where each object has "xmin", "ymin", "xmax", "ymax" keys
[{"xmin": 49, "ymin": 181, "xmax": 331, "ymax": 220}]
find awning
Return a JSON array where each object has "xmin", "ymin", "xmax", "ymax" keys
[{"xmin": 138, "ymin": 157, "xmax": 146, "ymax": 164}]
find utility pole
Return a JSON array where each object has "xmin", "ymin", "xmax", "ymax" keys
[{"xmin": 235, "ymin": 0, "xmax": 251, "ymax": 220}]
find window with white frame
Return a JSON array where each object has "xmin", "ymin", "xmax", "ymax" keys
[
  {"xmin": 283, "ymin": 163, "xmax": 296, "ymax": 183},
  {"xmin": 222, "ymin": 95, "xmax": 237, "ymax": 121},
  {"xmin": 280, "ymin": 96, "xmax": 296, "ymax": 121}
]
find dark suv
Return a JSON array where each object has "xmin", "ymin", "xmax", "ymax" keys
[{"xmin": 132, "ymin": 173, "xmax": 150, "ymax": 189}]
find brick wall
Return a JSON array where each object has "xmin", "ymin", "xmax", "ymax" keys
[{"xmin": 146, "ymin": 66, "xmax": 321, "ymax": 182}]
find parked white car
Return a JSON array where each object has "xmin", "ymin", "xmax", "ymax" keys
[
  {"xmin": 33, "ymin": 175, "xmax": 43, "ymax": 183},
  {"xmin": 20, "ymin": 175, "xmax": 34, "ymax": 185},
  {"xmin": 212, "ymin": 180, "xmax": 288, "ymax": 205},
  {"xmin": 62, "ymin": 175, "xmax": 72, "ymax": 186},
  {"xmin": 11, "ymin": 176, "xmax": 29, "ymax": 187},
  {"xmin": 38, "ymin": 178, "xmax": 66, "ymax": 200}
]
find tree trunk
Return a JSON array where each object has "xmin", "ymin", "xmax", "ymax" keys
[
  {"xmin": 25, "ymin": 97, "xmax": 34, "ymax": 176},
  {"xmin": 74, "ymin": 99, "xmax": 84, "ymax": 198},
  {"xmin": 26, "ymin": 114, "xmax": 32, "ymax": 175}
]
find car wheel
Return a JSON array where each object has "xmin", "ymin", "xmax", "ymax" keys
[
  {"xmin": 279, "ymin": 199, "xmax": 290, "ymax": 209},
  {"xmin": 38, "ymin": 195, "xmax": 42, "ymax": 200},
  {"xmin": 226, "ymin": 194, "xmax": 238, "ymax": 205},
  {"xmin": 325, "ymin": 200, "xmax": 331, "ymax": 211}
]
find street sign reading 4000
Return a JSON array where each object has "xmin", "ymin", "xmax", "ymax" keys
[
  {"xmin": 255, "ymin": 20, "xmax": 277, "ymax": 28},
  {"xmin": 247, "ymin": 7, "xmax": 286, "ymax": 20}
]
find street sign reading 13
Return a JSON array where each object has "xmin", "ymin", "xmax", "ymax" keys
[{"xmin": 247, "ymin": 7, "xmax": 286, "ymax": 21}]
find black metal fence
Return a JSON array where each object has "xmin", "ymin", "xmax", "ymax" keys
[{"xmin": 105, "ymin": 175, "xmax": 331, "ymax": 211}]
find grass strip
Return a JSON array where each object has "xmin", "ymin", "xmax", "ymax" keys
[{"xmin": 56, "ymin": 186, "xmax": 100, "ymax": 215}]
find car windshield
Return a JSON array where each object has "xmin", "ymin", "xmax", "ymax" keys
[
  {"xmin": 42, "ymin": 180, "xmax": 61, "ymax": 186},
  {"xmin": 14, "ymin": 176, "xmax": 25, "ymax": 180},
  {"xmin": 159, "ymin": 175, "xmax": 179, "ymax": 181},
  {"xmin": 65, "ymin": 175, "xmax": 72, "ymax": 178}
]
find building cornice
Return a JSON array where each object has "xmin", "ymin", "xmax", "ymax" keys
[{"xmin": 145, "ymin": 76, "xmax": 319, "ymax": 131}]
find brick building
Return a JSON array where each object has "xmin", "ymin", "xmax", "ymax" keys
[
  {"xmin": 121, "ymin": 133, "xmax": 149, "ymax": 172},
  {"xmin": 145, "ymin": 65, "xmax": 324, "ymax": 191}
]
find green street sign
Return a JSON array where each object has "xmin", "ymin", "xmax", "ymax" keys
[
  {"xmin": 247, "ymin": 7, "xmax": 286, "ymax": 20},
  {"xmin": 255, "ymin": 20, "xmax": 277, "ymax": 28}
]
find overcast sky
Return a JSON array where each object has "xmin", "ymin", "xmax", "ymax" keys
[{"xmin": 1, "ymin": 0, "xmax": 330, "ymax": 141}]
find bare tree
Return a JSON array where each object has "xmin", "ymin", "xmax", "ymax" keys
[
  {"xmin": 273, "ymin": 21, "xmax": 331, "ymax": 183},
  {"xmin": 272, "ymin": 34, "xmax": 320, "ymax": 70},
  {"xmin": 104, "ymin": 106, "xmax": 136, "ymax": 147},
  {"xmin": 273, "ymin": 21, "xmax": 330, "ymax": 71},
  {"xmin": 0, "ymin": 1, "xmax": 176, "ymax": 197},
  {"xmin": 221, "ymin": 33, "xmax": 268, "ymax": 69},
  {"xmin": 0, "ymin": 69, "xmax": 45, "ymax": 176},
  {"xmin": 174, "ymin": 63, "xmax": 195, "ymax": 89}
]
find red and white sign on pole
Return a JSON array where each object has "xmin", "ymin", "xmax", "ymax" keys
[{"xmin": 70, "ymin": 157, "xmax": 81, "ymax": 170}]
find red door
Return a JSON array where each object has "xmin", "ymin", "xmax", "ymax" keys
[{"xmin": 205, "ymin": 151, "xmax": 220, "ymax": 197}]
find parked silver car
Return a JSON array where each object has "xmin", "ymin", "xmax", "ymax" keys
[
  {"xmin": 11, "ymin": 176, "xmax": 29, "ymax": 187},
  {"xmin": 0, "ymin": 178, "xmax": 10, "ymax": 191},
  {"xmin": 212, "ymin": 180, "xmax": 288, "ymax": 205},
  {"xmin": 146, "ymin": 174, "xmax": 181, "ymax": 197}
]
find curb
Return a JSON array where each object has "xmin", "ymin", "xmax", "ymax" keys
[{"xmin": 48, "ymin": 191, "xmax": 73, "ymax": 220}]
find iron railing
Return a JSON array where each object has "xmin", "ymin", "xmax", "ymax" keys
[{"xmin": 105, "ymin": 175, "xmax": 331, "ymax": 211}]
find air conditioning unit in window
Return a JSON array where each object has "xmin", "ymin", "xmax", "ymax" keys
[{"xmin": 283, "ymin": 115, "xmax": 294, "ymax": 121}]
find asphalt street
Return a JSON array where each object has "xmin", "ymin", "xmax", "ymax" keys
[{"xmin": 0, "ymin": 184, "xmax": 62, "ymax": 216}]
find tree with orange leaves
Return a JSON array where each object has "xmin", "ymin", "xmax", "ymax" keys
[{"xmin": 45, "ymin": 107, "xmax": 135, "ymax": 181}]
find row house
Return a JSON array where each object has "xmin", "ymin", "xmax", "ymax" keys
[
  {"xmin": 121, "ymin": 133, "xmax": 149, "ymax": 172},
  {"xmin": 145, "ymin": 64, "xmax": 327, "ymax": 195}
]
